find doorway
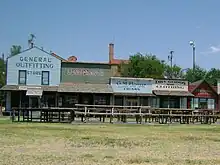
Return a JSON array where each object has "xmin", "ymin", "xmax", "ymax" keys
[
  {"xmin": 29, "ymin": 97, "xmax": 40, "ymax": 108},
  {"xmin": 199, "ymin": 98, "xmax": 208, "ymax": 109},
  {"xmin": 126, "ymin": 98, "xmax": 138, "ymax": 107}
]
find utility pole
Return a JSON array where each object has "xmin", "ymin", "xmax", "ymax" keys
[{"xmin": 168, "ymin": 50, "xmax": 174, "ymax": 78}]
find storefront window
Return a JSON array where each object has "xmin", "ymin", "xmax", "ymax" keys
[
  {"xmin": 140, "ymin": 97, "xmax": 148, "ymax": 106},
  {"xmin": 208, "ymin": 99, "xmax": 215, "ymax": 109},
  {"xmin": 41, "ymin": 95, "xmax": 56, "ymax": 107},
  {"xmin": 60, "ymin": 95, "xmax": 78, "ymax": 108},
  {"xmin": 191, "ymin": 98, "xmax": 215, "ymax": 109},
  {"xmin": 114, "ymin": 96, "xmax": 123, "ymax": 106},
  {"xmin": 180, "ymin": 97, "xmax": 187, "ymax": 109},
  {"xmin": 94, "ymin": 95, "xmax": 107, "ymax": 105},
  {"xmin": 151, "ymin": 97, "xmax": 160, "ymax": 108},
  {"xmin": 191, "ymin": 98, "xmax": 199, "ymax": 109},
  {"xmin": 160, "ymin": 97, "xmax": 180, "ymax": 108}
]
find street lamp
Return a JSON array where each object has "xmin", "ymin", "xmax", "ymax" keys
[
  {"xmin": 168, "ymin": 51, "xmax": 174, "ymax": 78},
  {"xmin": 189, "ymin": 41, "xmax": 196, "ymax": 71}
]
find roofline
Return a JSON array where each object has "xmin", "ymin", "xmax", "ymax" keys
[
  {"xmin": 155, "ymin": 78, "xmax": 188, "ymax": 81},
  {"xmin": 7, "ymin": 45, "xmax": 67, "ymax": 61},
  {"xmin": 111, "ymin": 77, "xmax": 154, "ymax": 81},
  {"xmin": 62, "ymin": 61, "xmax": 113, "ymax": 66},
  {"xmin": 191, "ymin": 79, "xmax": 217, "ymax": 94}
]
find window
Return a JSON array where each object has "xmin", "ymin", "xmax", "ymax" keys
[
  {"xmin": 18, "ymin": 70, "xmax": 27, "ymax": 85},
  {"xmin": 114, "ymin": 96, "xmax": 123, "ymax": 106},
  {"xmin": 41, "ymin": 71, "xmax": 49, "ymax": 85},
  {"xmin": 94, "ymin": 95, "xmax": 107, "ymax": 105}
]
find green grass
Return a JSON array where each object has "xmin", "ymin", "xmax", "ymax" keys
[{"xmin": 0, "ymin": 117, "xmax": 220, "ymax": 165}]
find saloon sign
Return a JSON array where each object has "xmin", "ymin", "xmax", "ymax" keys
[{"xmin": 153, "ymin": 79, "xmax": 188, "ymax": 91}]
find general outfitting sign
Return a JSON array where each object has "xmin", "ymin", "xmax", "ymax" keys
[{"xmin": 152, "ymin": 79, "xmax": 188, "ymax": 91}]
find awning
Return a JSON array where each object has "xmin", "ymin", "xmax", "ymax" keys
[
  {"xmin": 26, "ymin": 89, "xmax": 43, "ymax": 96},
  {"xmin": 153, "ymin": 90, "xmax": 194, "ymax": 97},
  {"xmin": 58, "ymin": 83, "xmax": 113, "ymax": 94},
  {"xmin": 113, "ymin": 93, "xmax": 155, "ymax": 96},
  {"xmin": 0, "ymin": 85, "xmax": 58, "ymax": 92},
  {"xmin": 0, "ymin": 85, "xmax": 19, "ymax": 91}
]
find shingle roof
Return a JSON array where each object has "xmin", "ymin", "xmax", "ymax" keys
[
  {"xmin": 189, "ymin": 79, "xmax": 217, "ymax": 93},
  {"xmin": 153, "ymin": 90, "xmax": 194, "ymax": 97},
  {"xmin": 0, "ymin": 85, "xmax": 58, "ymax": 91},
  {"xmin": 58, "ymin": 83, "xmax": 113, "ymax": 93}
]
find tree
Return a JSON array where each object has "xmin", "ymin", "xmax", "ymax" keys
[
  {"xmin": 184, "ymin": 65, "xmax": 207, "ymax": 83},
  {"xmin": 0, "ymin": 57, "xmax": 6, "ymax": 105},
  {"xmin": 164, "ymin": 64, "xmax": 183, "ymax": 79},
  {"xmin": 10, "ymin": 45, "xmax": 21, "ymax": 57},
  {"xmin": 120, "ymin": 53, "xmax": 165, "ymax": 78},
  {"xmin": 205, "ymin": 68, "xmax": 220, "ymax": 85}
]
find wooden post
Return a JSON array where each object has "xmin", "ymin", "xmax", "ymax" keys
[
  {"xmin": 30, "ymin": 109, "xmax": 32, "ymax": 122},
  {"xmin": 18, "ymin": 109, "xmax": 20, "ymax": 122},
  {"xmin": 84, "ymin": 106, "xmax": 87, "ymax": 123},
  {"xmin": 139, "ymin": 107, "xmax": 142, "ymax": 124},
  {"xmin": 22, "ymin": 109, "xmax": 25, "ymax": 122},
  {"xmin": 110, "ymin": 107, "xmax": 114, "ymax": 123}
]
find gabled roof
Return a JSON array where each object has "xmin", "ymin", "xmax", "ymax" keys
[
  {"xmin": 189, "ymin": 79, "xmax": 217, "ymax": 94},
  {"xmin": 7, "ymin": 46, "xmax": 67, "ymax": 62}
]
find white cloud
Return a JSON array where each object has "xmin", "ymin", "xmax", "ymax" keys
[{"xmin": 201, "ymin": 45, "xmax": 220, "ymax": 54}]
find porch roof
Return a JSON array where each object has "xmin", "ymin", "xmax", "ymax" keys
[
  {"xmin": 0, "ymin": 85, "xmax": 58, "ymax": 92},
  {"xmin": 113, "ymin": 92, "xmax": 155, "ymax": 97},
  {"xmin": 58, "ymin": 83, "xmax": 113, "ymax": 94},
  {"xmin": 153, "ymin": 90, "xmax": 194, "ymax": 97}
]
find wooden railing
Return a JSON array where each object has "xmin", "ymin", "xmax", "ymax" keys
[{"xmin": 10, "ymin": 105, "xmax": 219, "ymax": 124}]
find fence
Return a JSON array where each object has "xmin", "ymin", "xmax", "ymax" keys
[{"xmin": 11, "ymin": 104, "xmax": 220, "ymax": 124}]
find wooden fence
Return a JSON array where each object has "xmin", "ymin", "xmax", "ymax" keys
[{"xmin": 11, "ymin": 104, "xmax": 220, "ymax": 124}]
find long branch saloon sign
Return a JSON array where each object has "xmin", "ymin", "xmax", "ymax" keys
[
  {"xmin": 153, "ymin": 79, "xmax": 188, "ymax": 91},
  {"xmin": 64, "ymin": 68, "xmax": 104, "ymax": 76}
]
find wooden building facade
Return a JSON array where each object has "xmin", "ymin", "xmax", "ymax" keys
[
  {"xmin": 152, "ymin": 79, "xmax": 194, "ymax": 108},
  {"xmin": 2, "ymin": 44, "xmax": 219, "ymax": 111},
  {"xmin": 189, "ymin": 80, "xmax": 218, "ymax": 109},
  {"xmin": 110, "ymin": 77, "xmax": 154, "ymax": 107}
]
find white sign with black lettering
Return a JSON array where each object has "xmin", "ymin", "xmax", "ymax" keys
[{"xmin": 152, "ymin": 79, "xmax": 188, "ymax": 91}]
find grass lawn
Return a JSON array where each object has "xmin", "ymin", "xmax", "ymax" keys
[{"xmin": 0, "ymin": 118, "xmax": 220, "ymax": 165}]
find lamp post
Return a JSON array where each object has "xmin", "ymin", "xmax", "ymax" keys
[
  {"xmin": 168, "ymin": 51, "xmax": 174, "ymax": 79},
  {"xmin": 189, "ymin": 41, "xmax": 196, "ymax": 72}
]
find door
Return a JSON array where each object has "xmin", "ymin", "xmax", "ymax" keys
[
  {"xmin": 199, "ymin": 98, "xmax": 208, "ymax": 109},
  {"xmin": 29, "ymin": 97, "xmax": 40, "ymax": 108},
  {"xmin": 126, "ymin": 99, "xmax": 138, "ymax": 108}
]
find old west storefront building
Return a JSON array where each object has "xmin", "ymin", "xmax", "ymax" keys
[
  {"xmin": 1, "ymin": 46, "xmax": 64, "ymax": 111},
  {"xmin": 152, "ymin": 79, "xmax": 194, "ymax": 108},
  {"xmin": 110, "ymin": 77, "xmax": 154, "ymax": 107},
  {"xmin": 57, "ymin": 62, "xmax": 118, "ymax": 107},
  {"xmin": 189, "ymin": 80, "xmax": 218, "ymax": 109}
]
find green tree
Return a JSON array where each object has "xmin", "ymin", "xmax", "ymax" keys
[
  {"xmin": 164, "ymin": 64, "xmax": 183, "ymax": 79},
  {"xmin": 184, "ymin": 65, "xmax": 207, "ymax": 83},
  {"xmin": 205, "ymin": 68, "xmax": 220, "ymax": 85},
  {"xmin": 120, "ymin": 53, "xmax": 165, "ymax": 78},
  {"xmin": 10, "ymin": 45, "xmax": 22, "ymax": 56},
  {"xmin": 0, "ymin": 57, "xmax": 6, "ymax": 105}
]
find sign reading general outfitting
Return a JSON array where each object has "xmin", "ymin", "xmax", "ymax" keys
[
  {"xmin": 16, "ymin": 56, "xmax": 54, "ymax": 69},
  {"xmin": 153, "ymin": 79, "xmax": 188, "ymax": 91}
]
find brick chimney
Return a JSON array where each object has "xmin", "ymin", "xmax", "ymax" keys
[
  {"xmin": 109, "ymin": 43, "xmax": 114, "ymax": 64},
  {"xmin": 67, "ymin": 56, "xmax": 77, "ymax": 62}
]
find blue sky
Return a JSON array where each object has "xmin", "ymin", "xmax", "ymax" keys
[{"xmin": 1, "ymin": 0, "xmax": 220, "ymax": 69}]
